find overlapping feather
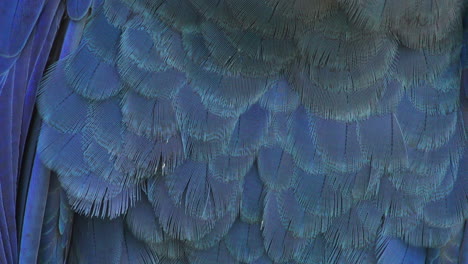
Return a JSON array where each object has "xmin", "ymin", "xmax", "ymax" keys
[{"xmin": 34, "ymin": 0, "xmax": 468, "ymax": 264}]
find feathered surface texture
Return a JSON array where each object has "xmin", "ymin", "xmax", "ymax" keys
[
  {"xmin": 13, "ymin": 0, "xmax": 468, "ymax": 263},
  {"xmin": 0, "ymin": 0, "xmax": 67, "ymax": 262}
]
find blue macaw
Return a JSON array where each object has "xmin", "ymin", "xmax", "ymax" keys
[{"xmin": 1, "ymin": 0, "xmax": 468, "ymax": 263}]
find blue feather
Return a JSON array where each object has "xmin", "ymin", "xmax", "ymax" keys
[
  {"xmin": 152, "ymin": 0, "xmax": 199, "ymax": 32},
  {"xmin": 224, "ymin": 220, "xmax": 264, "ymax": 262},
  {"xmin": 120, "ymin": 0, "xmax": 164, "ymax": 15},
  {"xmin": 68, "ymin": 216, "xmax": 124, "ymax": 264},
  {"xmin": 392, "ymin": 166, "xmax": 453, "ymax": 202},
  {"xmin": 180, "ymin": 134, "xmax": 226, "ymax": 161},
  {"xmin": 121, "ymin": 90, "xmax": 178, "ymax": 140},
  {"xmin": 136, "ymin": 17, "xmax": 190, "ymax": 72},
  {"xmin": 293, "ymin": 167, "xmax": 353, "ymax": 217},
  {"xmin": 0, "ymin": 56, "xmax": 16, "ymax": 76},
  {"xmin": 251, "ymin": 255, "xmax": 274, "ymax": 264},
  {"xmin": 164, "ymin": 160, "xmax": 240, "ymax": 220},
  {"xmin": 357, "ymin": 113, "xmax": 408, "ymax": 173},
  {"xmin": 224, "ymin": 29, "xmax": 297, "ymax": 64},
  {"xmin": 224, "ymin": 0, "xmax": 301, "ymax": 39},
  {"xmin": 395, "ymin": 47, "xmax": 453, "ymax": 87},
  {"xmin": 339, "ymin": 247, "xmax": 377, "ymax": 264},
  {"xmin": 257, "ymin": 146, "xmax": 295, "ymax": 190},
  {"xmin": 19, "ymin": 152, "xmax": 51, "ymax": 264},
  {"xmin": 259, "ymin": 78, "xmax": 299, "ymax": 113},
  {"xmin": 118, "ymin": 131, "xmax": 184, "ymax": 178},
  {"xmin": 262, "ymin": 191, "xmax": 308, "ymax": 263},
  {"xmin": 397, "ymin": 97, "xmax": 458, "ymax": 151},
  {"xmin": 59, "ymin": 170, "xmax": 141, "ymax": 218},
  {"xmin": 376, "ymin": 237, "xmax": 426, "ymax": 264},
  {"xmin": 151, "ymin": 239, "xmax": 186, "ymax": 260},
  {"xmin": 0, "ymin": 202, "xmax": 9, "ymax": 263},
  {"xmin": 18, "ymin": 8, "xmax": 81, "ymax": 263},
  {"xmin": 407, "ymin": 63, "xmax": 460, "ymax": 115},
  {"xmin": 240, "ymin": 165, "xmax": 265, "ymax": 224},
  {"xmin": 117, "ymin": 58, "xmax": 186, "ymax": 99},
  {"xmin": 120, "ymin": 229, "xmax": 159, "ymax": 264},
  {"xmin": 18, "ymin": 0, "xmax": 67, "ymax": 157},
  {"xmin": 89, "ymin": 98, "xmax": 124, "ymax": 154},
  {"xmin": 39, "ymin": 123, "xmax": 141, "ymax": 218},
  {"xmin": 426, "ymin": 228, "xmax": 465, "ymax": 264},
  {"xmin": 227, "ymin": 104, "xmax": 271, "ymax": 156},
  {"xmin": 293, "ymin": 66, "xmax": 404, "ymax": 122},
  {"xmin": 276, "ymin": 189, "xmax": 333, "ymax": 238},
  {"xmin": 37, "ymin": 173, "xmax": 72, "ymax": 264},
  {"xmin": 147, "ymin": 178, "xmax": 215, "ymax": 241},
  {"xmin": 393, "ymin": 2, "xmax": 461, "ymax": 53},
  {"xmin": 209, "ymin": 154, "xmax": 255, "ymax": 182},
  {"xmin": 324, "ymin": 201, "xmax": 382, "ymax": 249},
  {"xmin": 67, "ymin": 0, "xmax": 92, "ymax": 21},
  {"xmin": 65, "ymin": 45, "xmax": 122, "ymax": 100},
  {"xmin": 298, "ymin": 12, "xmax": 396, "ymax": 72},
  {"xmin": 264, "ymin": 0, "xmax": 337, "ymax": 22},
  {"xmin": 372, "ymin": 79, "xmax": 404, "ymax": 116},
  {"xmin": 282, "ymin": 106, "xmax": 321, "ymax": 173},
  {"xmin": 300, "ymin": 39, "xmax": 396, "ymax": 94},
  {"xmin": 377, "ymin": 177, "xmax": 422, "ymax": 218},
  {"xmin": 119, "ymin": 26, "xmax": 169, "ymax": 72},
  {"xmin": 83, "ymin": 132, "xmax": 131, "ymax": 183},
  {"xmin": 37, "ymin": 61, "xmax": 89, "ymax": 133},
  {"xmin": 293, "ymin": 237, "xmax": 327, "ymax": 263},
  {"xmin": 188, "ymin": 65, "xmax": 271, "ymax": 116},
  {"xmin": 200, "ymin": 21, "xmax": 284, "ymax": 76},
  {"xmin": 313, "ymin": 117, "xmax": 364, "ymax": 173},
  {"xmin": 460, "ymin": 222, "xmax": 468, "ymax": 263},
  {"xmin": 403, "ymin": 223, "xmax": 460, "ymax": 248},
  {"xmin": 324, "ymin": 165, "xmax": 382, "ymax": 201},
  {"xmin": 125, "ymin": 194, "xmax": 165, "ymax": 244},
  {"xmin": 174, "ymin": 85, "xmax": 237, "ymax": 142},
  {"xmin": 38, "ymin": 123, "xmax": 90, "ymax": 178},
  {"xmin": 102, "ymin": 0, "xmax": 132, "ymax": 27},
  {"xmin": 82, "ymin": 9, "xmax": 121, "ymax": 62},
  {"xmin": 187, "ymin": 241, "xmax": 237, "ymax": 264},
  {"xmin": 187, "ymin": 209, "xmax": 237, "ymax": 250},
  {"xmin": 0, "ymin": 0, "xmax": 46, "ymax": 57},
  {"xmin": 187, "ymin": 0, "xmax": 235, "ymax": 27},
  {"xmin": 405, "ymin": 118, "xmax": 465, "ymax": 178},
  {"xmin": 9, "ymin": 0, "xmax": 468, "ymax": 263},
  {"xmin": 423, "ymin": 151, "xmax": 468, "ymax": 227}
]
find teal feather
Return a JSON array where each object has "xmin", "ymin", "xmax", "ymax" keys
[
  {"xmin": 262, "ymin": 191, "xmax": 308, "ymax": 263},
  {"xmin": 121, "ymin": 90, "xmax": 178, "ymax": 140},
  {"xmin": 37, "ymin": 62, "xmax": 89, "ymax": 133},
  {"xmin": 209, "ymin": 154, "xmax": 255, "ymax": 182},
  {"xmin": 397, "ymin": 97, "xmax": 458, "ymax": 151},
  {"xmin": 357, "ymin": 113, "xmax": 408, "ymax": 173},
  {"xmin": 65, "ymin": 45, "xmax": 122, "ymax": 100},
  {"xmin": 147, "ymin": 177, "xmax": 216, "ymax": 241},
  {"xmin": 276, "ymin": 189, "xmax": 334, "ymax": 238},
  {"xmin": 164, "ymin": 160, "xmax": 240, "ymax": 220},
  {"xmin": 224, "ymin": 220, "xmax": 264, "ymax": 262},
  {"xmin": 186, "ymin": 209, "xmax": 237, "ymax": 250},
  {"xmin": 240, "ymin": 165, "xmax": 265, "ymax": 224},
  {"xmin": 187, "ymin": 241, "xmax": 237, "ymax": 264},
  {"xmin": 103, "ymin": 0, "xmax": 133, "ymax": 27},
  {"xmin": 21, "ymin": 0, "xmax": 468, "ymax": 263},
  {"xmin": 125, "ymin": 194, "xmax": 165, "ymax": 244},
  {"xmin": 257, "ymin": 146, "xmax": 295, "ymax": 191},
  {"xmin": 119, "ymin": 26, "xmax": 169, "ymax": 72},
  {"xmin": 227, "ymin": 104, "xmax": 271, "ymax": 156},
  {"xmin": 82, "ymin": 10, "xmax": 121, "ymax": 63}
]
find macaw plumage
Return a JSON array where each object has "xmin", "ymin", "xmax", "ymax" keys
[{"xmin": 1, "ymin": 0, "xmax": 468, "ymax": 263}]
